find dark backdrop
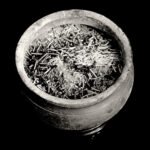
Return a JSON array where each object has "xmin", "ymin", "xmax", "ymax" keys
[{"xmin": 5, "ymin": 0, "xmax": 148, "ymax": 148}]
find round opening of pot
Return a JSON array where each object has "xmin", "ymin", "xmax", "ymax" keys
[
  {"xmin": 24, "ymin": 24, "xmax": 123, "ymax": 100},
  {"xmin": 16, "ymin": 10, "xmax": 132, "ymax": 107}
]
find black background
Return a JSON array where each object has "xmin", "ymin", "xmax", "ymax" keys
[{"xmin": 5, "ymin": 0, "xmax": 148, "ymax": 148}]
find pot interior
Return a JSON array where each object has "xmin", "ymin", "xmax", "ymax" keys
[{"xmin": 23, "ymin": 13, "xmax": 124, "ymax": 100}]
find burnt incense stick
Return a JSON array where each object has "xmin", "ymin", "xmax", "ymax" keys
[{"xmin": 24, "ymin": 24, "xmax": 123, "ymax": 99}]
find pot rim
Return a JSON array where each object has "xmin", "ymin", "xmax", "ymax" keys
[{"xmin": 15, "ymin": 9, "xmax": 133, "ymax": 108}]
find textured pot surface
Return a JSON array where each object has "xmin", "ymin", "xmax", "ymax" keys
[{"xmin": 16, "ymin": 10, "xmax": 134, "ymax": 131}]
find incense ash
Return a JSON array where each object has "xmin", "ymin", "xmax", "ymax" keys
[{"xmin": 24, "ymin": 24, "xmax": 123, "ymax": 99}]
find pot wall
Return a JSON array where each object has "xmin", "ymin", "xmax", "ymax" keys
[{"xmin": 28, "ymin": 65, "xmax": 134, "ymax": 131}]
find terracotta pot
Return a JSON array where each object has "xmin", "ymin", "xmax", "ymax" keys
[{"xmin": 15, "ymin": 9, "xmax": 134, "ymax": 134}]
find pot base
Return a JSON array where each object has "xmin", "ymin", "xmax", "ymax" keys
[{"xmin": 79, "ymin": 124, "xmax": 105, "ymax": 136}]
